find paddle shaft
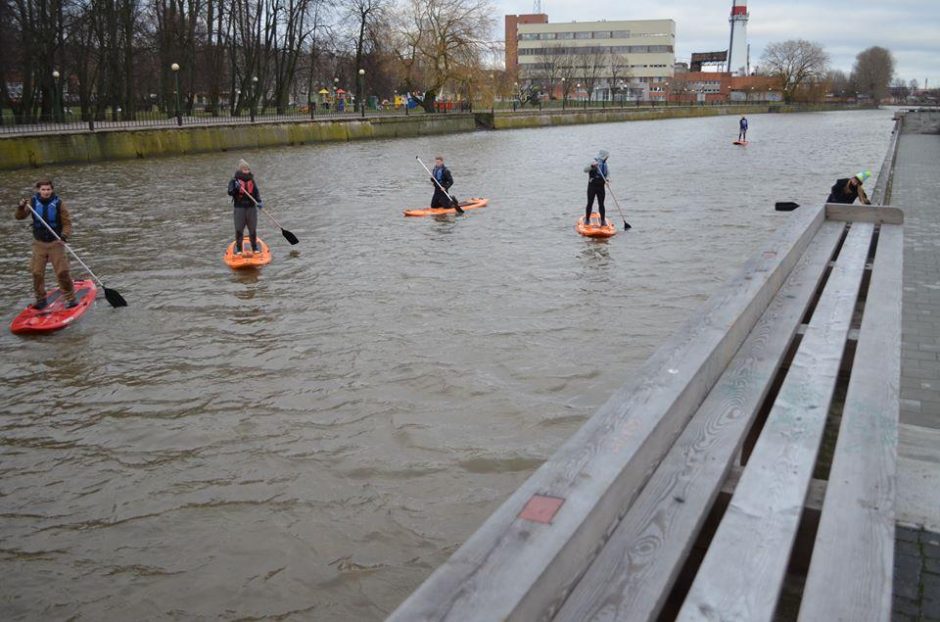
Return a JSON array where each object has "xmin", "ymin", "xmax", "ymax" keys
[
  {"xmin": 416, "ymin": 157, "xmax": 463, "ymax": 213},
  {"xmin": 595, "ymin": 167, "xmax": 631, "ymax": 230},
  {"xmin": 24, "ymin": 203, "xmax": 111, "ymax": 291},
  {"xmin": 240, "ymin": 192, "xmax": 299, "ymax": 244}
]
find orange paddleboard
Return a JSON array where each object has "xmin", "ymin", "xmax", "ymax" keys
[
  {"xmin": 404, "ymin": 197, "xmax": 489, "ymax": 217},
  {"xmin": 576, "ymin": 214, "xmax": 617, "ymax": 239},
  {"xmin": 224, "ymin": 237, "xmax": 272, "ymax": 269}
]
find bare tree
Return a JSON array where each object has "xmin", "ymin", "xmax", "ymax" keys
[
  {"xmin": 580, "ymin": 50, "xmax": 606, "ymax": 102},
  {"xmin": 393, "ymin": 0, "xmax": 494, "ymax": 112},
  {"xmin": 760, "ymin": 39, "xmax": 829, "ymax": 103},
  {"xmin": 825, "ymin": 69, "xmax": 852, "ymax": 99},
  {"xmin": 607, "ymin": 52, "xmax": 630, "ymax": 101},
  {"xmin": 344, "ymin": 0, "xmax": 384, "ymax": 108},
  {"xmin": 533, "ymin": 52, "xmax": 561, "ymax": 99},
  {"xmin": 852, "ymin": 46, "xmax": 894, "ymax": 104}
]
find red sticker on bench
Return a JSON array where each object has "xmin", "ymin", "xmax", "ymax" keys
[{"xmin": 518, "ymin": 495, "xmax": 565, "ymax": 524}]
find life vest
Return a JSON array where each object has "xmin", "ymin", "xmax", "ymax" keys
[
  {"xmin": 31, "ymin": 194, "xmax": 62, "ymax": 242},
  {"xmin": 236, "ymin": 179, "xmax": 255, "ymax": 199},
  {"xmin": 589, "ymin": 160, "xmax": 608, "ymax": 183}
]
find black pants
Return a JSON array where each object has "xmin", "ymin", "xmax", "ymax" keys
[
  {"xmin": 586, "ymin": 183, "xmax": 606, "ymax": 223},
  {"xmin": 431, "ymin": 188, "xmax": 452, "ymax": 208},
  {"xmin": 234, "ymin": 206, "xmax": 258, "ymax": 251},
  {"xmin": 738, "ymin": 129, "xmax": 747, "ymax": 141}
]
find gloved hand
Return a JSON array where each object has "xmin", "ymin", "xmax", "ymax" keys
[
  {"xmin": 257, "ymin": 201, "xmax": 263, "ymax": 209},
  {"xmin": 19, "ymin": 198, "xmax": 28, "ymax": 208}
]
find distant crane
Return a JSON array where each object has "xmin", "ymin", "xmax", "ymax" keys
[{"xmin": 533, "ymin": 0, "xmax": 542, "ymax": 13}]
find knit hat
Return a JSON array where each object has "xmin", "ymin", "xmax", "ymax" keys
[
  {"xmin": 597, "ymin": 149, "xmax": 609, "ymax": 161},
  {"xmin": 238, "ymin": 159, "xmax": 251, "ymax": 170},
  {"xmin": 855, "ymin": 170, "xmax": 871, "ymax": 183}
]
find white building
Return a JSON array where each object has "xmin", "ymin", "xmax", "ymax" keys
[{"xmin": 515, "ymin": 19, "xmax": 676, "ymax": 100}]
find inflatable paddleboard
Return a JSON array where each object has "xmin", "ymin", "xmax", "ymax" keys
[
  {"xmin": 404, "ymin": 197, "xmax": 489, "ymax": 217},
  {"xmin": 224, "ymin": 237, "xmax": 272, "ymax": 269},
  {"xmin": 10, "ymin": 280, "xmax": 97, "ymax": 334},
  {"xmin": 733, "ymin": 140, "xmax": 748, "ymax": 146},
  {"xmin": 577, "ymin": 214, "xmax": 617, "ymax": 239}
]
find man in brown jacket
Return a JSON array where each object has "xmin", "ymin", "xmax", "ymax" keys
[{"xmin": 15, "ymin": 179, "xmax": 77, "ymax": 309}]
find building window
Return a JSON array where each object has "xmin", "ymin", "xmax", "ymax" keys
[
  {"xmin": 558, "ymin": 32, "xmax": 574, "ymax": 39},
  {"xmin": 612, "ymin": 30, "xmax": 630, "ymax": 38},
  {"xmin": 538, "ymin": 33, "xmax": 556, "ymax": 40},
  {"xmin": 519, "ymin": 33, "xmax": 539, "ymax": 41},
  {"xmin": 594, "ymin": 31, "xmax": 611, "ymax": 39},
  {"xmin": 574, "ymin": 31, "xmax": 592, "ymax": 39}
]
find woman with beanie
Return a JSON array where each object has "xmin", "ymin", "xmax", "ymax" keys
[
  {"xmin": 227, "ymin": 159, "xmax": 263, "ymax": 254},
  {"xmin": 584, "ymin": 150, "xmax": 610, "ymax": 227}
]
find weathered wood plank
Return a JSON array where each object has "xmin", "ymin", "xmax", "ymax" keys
[
  {"xmin": 675, "ymin": 223, "xmax": 874, "ymax": 622},
  {"xmin": 825, "ymin": 203, "xmax": 904, "ymax": 225},
  {"xmin": 798, "ymin": 225, "xmax": 903, "ymax": 622},
  {"xmin": 552, "ymin": 222, "xmax": 844, "ymax": 622},
  {"xmin": 388, "ymin": 206, "xmax": 827, "ymax": 622}
]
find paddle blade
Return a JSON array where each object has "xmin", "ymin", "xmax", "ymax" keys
[
  {"xmin": 775, "ymin": 202, "xmax": 800, "ymax": 212},
  {"xmin": 450, "ymin": 195, "xmax": 464, "ymax": 214},
  {"xmin": 281, "ymin": 228, "xmax": 300, "ymax": 245},
  {"xmin": 104, "ymin": 287, "xmax": 128, "ymax": 307},
  {"xmin": 623, "ymin": 220, "xmax": 632, "ymax": 230}
]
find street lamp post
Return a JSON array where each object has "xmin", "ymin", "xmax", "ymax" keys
[
  {"xmin": 358, "ymin": 68, "xmax": 366, "ymax": 118},
  {"xmin": 251, "ymin": 75, "xmax": 258, "ymax": 122},
  {"xmin": 51, "ymin": 70, "xmax": 61, "ymax": 123},
  {"xmin": 171, "ymin": 63, "xmax": 182, "ymax": 126},
  {"xmin": 234, "ymin": 89, "xmax": 241, "ymax": 116},
  {"xmin": 561, "ymin": 77, "xmax": 566, "ymax": 110},
  {"xmin": 333, "ymin": 77, "xmax": 339, "ymax": 114}
]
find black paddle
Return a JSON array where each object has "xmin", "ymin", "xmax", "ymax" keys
[
  {"xmin": 23, "ymin": 201, "xmax": 128, "ymax": 307},
  {"xmin": 245, "ymin": 194, "xmax": 299, "ymax": 244},
  {"xmin": 775, "ymin": 202, "xmax": 800, "ymax": 212},
  {"xmin": 417, "ymin": 156, "xmax": 464, "ymax": 214},
  {"xmin": 595, "ymin": 167, "xmax": 631, "ymax": 230}
]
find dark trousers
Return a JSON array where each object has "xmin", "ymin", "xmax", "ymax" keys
[
  {"xmin": 234, "ymin": 206, "xmax": 258, "ymax": 250},
  {"xmin": 738, "ymin": 129, "xmax": 747, "ymax": 140},
  {"xmin": 431, "ymin": 188, "xmax": 452, "ymax": 208},
  {"xmin": 586, "ymin": 183, "xmax": 606, "ymax": 223}
]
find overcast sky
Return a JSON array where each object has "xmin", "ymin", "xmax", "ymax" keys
[{"xmin": 495, "ymin": 0, "xmax": 940, "ymax": 87}]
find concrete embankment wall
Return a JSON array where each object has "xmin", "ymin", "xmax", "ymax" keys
[
  {"xmin": 0, "ymin": 114, "xmax": 476, "ymax": 170},
  {"xmin": 899, "ymin": 108, "xmax": 940, "ymax": 134},
  {"xmin": 481, "ymin": 103, "xmax": 869, "ymax": 130},
  {"xmin": 0, "ymin": 104, "xmax": 872, "ymax": 171}
]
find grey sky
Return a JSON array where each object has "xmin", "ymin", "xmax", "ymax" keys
[{"xmin": 495, "ymin": 0, "xmax": 940, "ymax": 88}]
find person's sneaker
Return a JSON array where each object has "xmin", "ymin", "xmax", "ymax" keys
[
  {"xmin": 66, "ymin": 299, "xmax": 79, "ymax": 309},
  {"xmin": 234, "ymin": 247, "xmax": 243, "ymax": 256},
  {"xmin": 252, "ymin": 245, "xmax": 261, "ymax": 253},
  {"xmin": 32, "ymin": 298, "xmax": 48, "ymax": 310}
]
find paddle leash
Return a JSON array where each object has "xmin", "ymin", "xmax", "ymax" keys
[
  {"xmin": 24, "ymin": 203, "xmax": 128, "ymax": 307},
  {"xmin": 244, "ymin": 193, "xmax": 299, "ymax": 245},
  {"xmin": 595, "ymin": 168, "xmax": 631, "ymax": 230},
  {"xmin": 416, "ymin": 156, "xmax": 464, "ymax": 214}
]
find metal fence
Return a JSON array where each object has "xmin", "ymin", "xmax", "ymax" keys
[{"xmin": 0, "ymin": 103, "xmax": 448, "ymax": 136}]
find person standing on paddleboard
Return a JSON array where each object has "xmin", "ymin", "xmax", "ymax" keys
[
  {"xmin": 430, "ymin": 156, "xmax": 454, "ymax": 208},
  {"xmin": 227, "ymin": 159, "xmax": 263, "ymax": 255},
  {"xmin": 15, "ymin": 180, "xmax": 77, "ymax": 309},
  {"xmin": 827, "ymin": 170, "xmax": 872, "ymax": 205},
  {"xmin": 584, "ymin": 150, "xmax": 610, "ymax": 226},
  {"xmin": 738, "ymin": 115, "xmax": 748, "ymax": 142}
]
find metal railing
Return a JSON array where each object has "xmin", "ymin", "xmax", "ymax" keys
[{"xmin": 0, "ymin": 103, "xmax": 439, "ymax": 136}]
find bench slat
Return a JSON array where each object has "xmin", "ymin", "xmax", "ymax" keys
[
  {"xmin": 553, "ymin": 222, "xmax": 845, "ymax": 622},
  {"xmin": 798, "ymin": 224, "xmax": 902, "ymax": 622},
  {"xmin": 676, "ymin": 223, "xmax": 874, "ymax": 622},
  {"xmin": 388, "ymin": 206, "xmax": 827, "ymax": 621}
]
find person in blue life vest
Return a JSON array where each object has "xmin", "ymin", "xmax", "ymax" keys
[
  {"xmin": 738, "ymin": 115, "xmax": 748, "ymax": 141},
  {"xmin": 15, "ymin": 179, "xmax": 77, "ymax": 309},
  {"xmin": 827, "ymin": 170, "xmax": 872, "ymax": 205},
  {"xmin": 227, "ymin": 159, "xmax": 263, "ymax": 254},
  {"xmin": 584, "ymin": 150, "xmax": 610, "ymax": 226},
  {"xmin": 430, "ymin": 155, "xmax": 455, "ymax": 208}
]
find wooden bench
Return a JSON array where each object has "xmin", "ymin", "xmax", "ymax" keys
[{"xmin": 389, "ymin": 202, "xmax": 903, "ymax": 622}]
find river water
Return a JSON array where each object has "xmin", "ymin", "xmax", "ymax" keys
[{"xmin": 0, "ymin": 108, "xmax": 895, "ymax": 620}]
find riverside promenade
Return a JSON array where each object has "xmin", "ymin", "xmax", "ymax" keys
[{"xmin": 891, "ymin": 108, "xmax": 940, "ymax": 621}]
